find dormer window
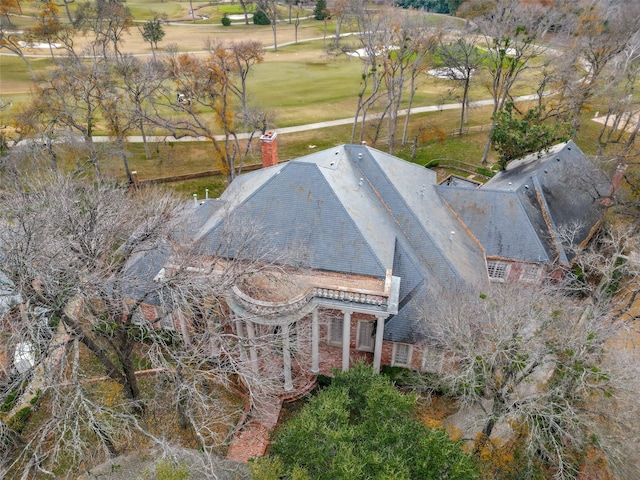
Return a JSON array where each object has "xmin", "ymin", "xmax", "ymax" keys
[
  {"xmin": 487, "ymin": 261, "xmax": 510, "ymax": 282},
  {"xmin": 519, "ymin": 264, "xmax": 542, "ymax": 284}
]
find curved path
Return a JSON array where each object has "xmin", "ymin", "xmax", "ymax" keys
[
  {"xmin": 2, "ymin": 21, "xmax": 540, "ymax": 144},
  {"xmin": 92, "ymin": 94, "xmax": 541, "ymax": 144}
]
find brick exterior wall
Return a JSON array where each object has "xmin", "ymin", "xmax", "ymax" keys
[{"xmin": 314, "ymin": 309, "xmax": 427, "ymax": 375}]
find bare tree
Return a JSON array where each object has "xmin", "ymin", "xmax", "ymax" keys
[
  {"xmin": 255, "ymin": 0, "xmax": 280, "ymax": 52},
  {"xmin": 74, "ymin": 0, "xmax": 133, "ymax": 61},
  {"xmin": 18, "ymin": 53, "xmax": 107, "ymax": 178},
  {"xmin": 592, "ymin": 30, "xmax": 640, "ymax": 155},
  {"xmin": 554, "ymin": 0, "xmax": 640, "ymax": 134},
  {"xmin": 0, "ymin": 176, "xmax": 179, "ymax": 475},
  {"xmin": 349, "ymin": 5, "xmax": 392, "ymax": 145},
  {"xmin": 0, "ymin": 27, "xmax": 36, "ymax": 81},
  {"xmin": 0, "ymin": 176, "xmax": 178, "ymax": 475},
  {"xmin": 421, "ymin": 260, "xmax": 640, "ymax": 478},
  {"xmin": 0, "ymin": 176, "xmax": 181, "ymax": 405},
  {"xmin": 471, "ymin": 0, "xmax": 553, "ymax": 164},
  {"xmin": 331, "ymin": 0, "xmax": 350, "ymax": 48},
  {"xmin": 347, "ymin": 6, "xmax": 440, "ymax": 151},
  {"xmin": 377, "ymin": 9, "xmax": 435, "ymax": 153},
  {"xmin": 163, "ymin": 41, "xmax": 268, "ymax": 183},
  {"xmin": 117, "ymin": 55, "xmax": 166, "ymax": 160},
  {"xmin": 0, "ymin": 173, "xmax": 311, "ymax": 476},
  {"xmin": 238, "ymin": 0, "xmax": 254, "ymax": 25},
  {"xmin": 437, "ymin": 35, "xmax": 483, "ymax": 137},
  {"xmin": 399, "ymin": 19, "xmax": 441, "ymax": 148}
]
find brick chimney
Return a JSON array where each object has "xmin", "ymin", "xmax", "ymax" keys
[{"xmin": 260, "ymin": 131, "xmax": 278, "ymax": 168}]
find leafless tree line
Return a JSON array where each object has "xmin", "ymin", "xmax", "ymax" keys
[
  {"xmin": 323, "ymin": 0, "xmax": 640, "ymax": 167},
  {"xmin": 3, "ymin": 2, "xmax": 268, "ymax": 185},
  {"xmin": 414, "ymin": 223, "xmax": 640, "ymax": 479},
  {"xmin": 3, "ymin": 0, "xmax": 640, "ymax": 182},
  {"xmin": 0, "ymin": 170, "xmax": 308, "ymax": 478}
]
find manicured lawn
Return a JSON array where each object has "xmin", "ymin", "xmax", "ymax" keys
[
  {"xmin": 127, "ymin": 1, "xmax": 186, "ymax": 20},
  {"xmin": 0, "ymin": 57, "xmax": 55, "ymax": 95}
]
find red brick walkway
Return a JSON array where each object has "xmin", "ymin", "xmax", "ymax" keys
[
  {"xmin": 226, "ymin": 397, "xmax": 283, "ymax": 463},
  {"xmin": 226, "ymin": 375, "xmax": 318, "ymax": 463}
]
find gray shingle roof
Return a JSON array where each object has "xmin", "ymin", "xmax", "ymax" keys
[
  {"xmin": 437, "ymin": 187, "xmax": 554, "ymax": 262},
  {"xmin": 439, "ymin": 141, "xmax": 609, "ymax": 263},
  {"xmin": 192, "ymin": 145, "xmax": 488, "ymax": 343}
]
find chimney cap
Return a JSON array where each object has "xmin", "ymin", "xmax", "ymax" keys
[{"xmin": 260, "ymin": 131, "xmax": 277, "ymax": 142}]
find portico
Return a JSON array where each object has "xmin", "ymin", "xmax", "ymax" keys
[{"xmin": 226, "ymin": 268, "xmax": 400, "ymax": 392}]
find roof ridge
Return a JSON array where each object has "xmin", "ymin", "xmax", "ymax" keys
[{"xmin": 348, "ymin": 146, "xmax": 463, "ymax": 284}]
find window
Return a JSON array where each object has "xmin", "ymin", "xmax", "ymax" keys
[
  {"xmin": 392, "ymin": 343, "xmax": 412, "ymax": 367},
  {"xmin": 356, "ymin": 321, "xmax": 375, "ymax": 352},
  {"xmin": 159, "ymin": 313, "xmax": 175, "ymax": 330},
  {"xmin": 519, "ymin": 264, "xmax": 542, "ymax": 284},
  {"xmin": 487, "ymin": 260, "xmax": 510, "ymax": 282},
  {"xmin": 328, "ymin": 316, "xmax": 343, "ymax": 346}
]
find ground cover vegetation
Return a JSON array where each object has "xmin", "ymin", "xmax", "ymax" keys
[
  {"xmin": 0, "ymin": 0, "xmax": 640, "ymax": 478},
  {"xmin": 251, "ymin": 364, "xmax": 479, "ymax": 479}
]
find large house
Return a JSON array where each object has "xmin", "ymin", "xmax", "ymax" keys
[{"xmin": 137, "ymin": 137, "xmax": 611, "ymax": 394}]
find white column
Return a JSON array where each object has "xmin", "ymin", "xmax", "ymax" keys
[
  {"xmin": 234, "ymin": 318, "xmax": 251, "ymax": 366},
  {"xmin": 342, "ymin": 311, "xmax": 351, "ymax": 372},
  {"xmin": 311, "ymin": 309, "xmax": 319, "ymax": 374},
  {"xmin": 283, "ymin": 323, "xmax": 293, "ymax": 391},
  {"xmin": 373, "ymin": 315, "xmax": 386, "ymax": 373},
  {"xmin": 245, "ymin": 320, "xmax": 259, "ymax": 375}
]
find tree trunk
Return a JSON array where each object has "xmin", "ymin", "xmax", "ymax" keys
[
  {"xmin": 94, "ymin": 421, "xmax": 118, "ymax": 457},
  {"xmin": 459, "ymin": 77, "xmax": 470, "ymax": 136},
  {"xmin": 64, "ymin": 316, "xmax": 128, "ymax": 389},
  {"xmin": 481, "ymin": 121, "xmax": 496, "ymax": 165},
  {"xmin": 121, "ymin": 353, "xmax": 141, "ymax": 402},
  {"xmin": 474, "ymin": 397, "xmax": 503, "ymax": 455},
  {"xmin": 139, "ymin": 120, "xmax": 151, "ymax": 159},
  {"xmin": 271, "ymin": 20, "xmax": 278, "ymax": 52},
  {"xmin": 351, "ymin": 99, "xmax": 364, "ymax": 144},
  {"xmin": 11, "ymin": 47, "xmax": 37, "ymax": 81},
  {"xmin": 402, "ymin": 75, "xmax": 417, "ymax": 147},
  {"xmin": 118, "ymin": 138, "xmax": 133, "ymax": 184},
  {"xmin": 63, "ymin": 1, "xmax": 72, "ymax": 22},
  {"xmin": 334, "ymin": 18, "xmax": 343, "ymax": 47}
]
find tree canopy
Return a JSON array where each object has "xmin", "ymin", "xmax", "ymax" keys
[
  {"xmin": 253, "ymin": 364, "xmax": 478, "ymax": 480},
  {"xmin": 396, "ymin": 0, "xmax": 449, "ymax": 14},
  {"xmin": 313, "ymin": 0, "xmax": 328, "ymax": 20},
  {"xmin": 491, "ymin": 101, "xmax": 572, "ymax": 170}
]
